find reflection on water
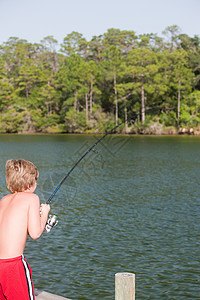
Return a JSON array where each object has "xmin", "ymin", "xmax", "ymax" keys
[{"xmin": 0, "ymin": 135, "xmax": 200, "ymax": 299}]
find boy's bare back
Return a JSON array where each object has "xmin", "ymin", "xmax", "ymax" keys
[{"xmin": 0, "ymin": 159, "xmax": 50, "ymax": 259}]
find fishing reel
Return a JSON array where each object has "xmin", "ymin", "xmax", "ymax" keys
[{"xmin": 45, "ymin": 215, "xmax": 58, "ymax": 233}]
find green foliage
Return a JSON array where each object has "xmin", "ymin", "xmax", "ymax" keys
[
  {"xmin": 35, "ymin": 113, "xmax": 61, "ymax": 132},
  {"xmin": 159, "ymin": 111, "xmax": 177, "ymax": 127},
  {"xmin": 0, "ymin": 109, "xmax": 37, "ymax": 133},
  {"xmin": 65, "ymin": 108, "xmax": 87, "ymax": 133},
  {"xmin": 0, "ymin": 27, "xmax": 199, "ymax": 134},
  {"xmin": 179, "ymin": 91, "xmax": 200, "ymax": 126}
]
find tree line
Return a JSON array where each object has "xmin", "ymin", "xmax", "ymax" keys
[{"xmin": 0, "ymin": 25, "xmax": 200, "ymax": 134}]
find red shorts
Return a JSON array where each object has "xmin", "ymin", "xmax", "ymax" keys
[{"xmin": 0, "ymin": 255, "xmax": 35, "ymax": 300}]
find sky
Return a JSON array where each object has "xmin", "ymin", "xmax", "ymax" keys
[{"xmin": 0, "ymin": 0, "xmax": 200, "ymax": 46}]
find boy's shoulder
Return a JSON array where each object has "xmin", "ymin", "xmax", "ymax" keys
[
  {"xmin": 0, "ymin": 192, "xmax": 39, "ymax": 214},
  {"xmin": 2, "ymin": 191, "xmax": 39, "ymax": 203},
  {"xmin": 17, "ymin": 192, "xmax": 39, "ymax": 202}
]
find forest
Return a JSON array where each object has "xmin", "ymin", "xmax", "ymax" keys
[{"xmin": 0, "ymin": 25, "xmax": 200, "ymax": 134}]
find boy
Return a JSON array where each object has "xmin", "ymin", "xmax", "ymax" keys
[{"xmin": 0, "ymin": 159, "xmax": 50, "ymax": 300}]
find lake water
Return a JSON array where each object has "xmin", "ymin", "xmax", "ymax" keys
[{"xmin": 0, "ymin": 135, "xmax": 199, "ymax": 299}]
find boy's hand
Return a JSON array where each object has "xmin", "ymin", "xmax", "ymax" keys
[{"xmin": 40, "ymin": 203, "xmax": 50, "ymax": 215}]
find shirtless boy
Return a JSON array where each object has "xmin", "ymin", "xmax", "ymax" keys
[{"xmin": 0, "ymin": 159, "xmax": 50, "ymax": 300}]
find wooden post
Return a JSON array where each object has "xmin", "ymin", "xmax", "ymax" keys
[{"xmin": 115, "ymin": 272, "xmax": 135, "ymax": 300}]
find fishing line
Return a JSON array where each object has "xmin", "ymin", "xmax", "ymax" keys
[{"xmin": 46, "ymin": 120, "xmax": 125, "ymax": 205}]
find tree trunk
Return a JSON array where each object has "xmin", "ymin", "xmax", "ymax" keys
[
  {"xmin": 114, "ymin": 70, "xmax": 118, "ymax": 125},
  {"xmin": 141, "ymin": 83, "xmax": 145, "ymax": 124},
  {"xmin": 177, "ymin": 79, "xmax": 181, "ymax": 120},
  {"xmin": 90, "ymin": 79, "xmax": 93, "ymax": 118},
  {"xmin": 124, "ymin": 99, "xmax": 128, "ymax": 133},
  {"xmin": 85, "ymin": 93, "xmax": 88, "ymax": 123}
]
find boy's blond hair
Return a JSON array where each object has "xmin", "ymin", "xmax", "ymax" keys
[{"xmin": 6, "ymin": 159, "xmax": 39, "ymax": 193}]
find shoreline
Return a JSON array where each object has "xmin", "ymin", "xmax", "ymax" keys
[{"xmin": 0, "ymin": 132, "xmax": 199, "ymax": 136}]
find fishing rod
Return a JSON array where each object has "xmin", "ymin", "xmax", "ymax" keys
[{"xmin": 45, "ymin": 120, "xmax": 126, "ymax": 232}]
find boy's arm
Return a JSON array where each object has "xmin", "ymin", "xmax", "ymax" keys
[{"xmin": 28, "ymin": 194, "xmax": 50, "ymax": 239}]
